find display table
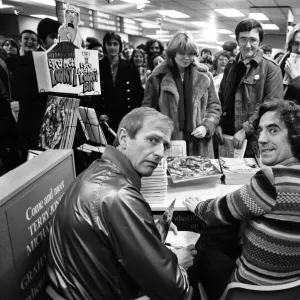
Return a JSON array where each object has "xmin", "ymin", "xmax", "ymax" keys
[{"xmin": 149, "ymin": 177, "xmax": 242, "ymax": 211}]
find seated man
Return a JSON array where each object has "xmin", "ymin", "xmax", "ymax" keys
[
  {"xmin": 47, "ymin": 107, "xmax": 196, "ymax": 300},
  {"xmin": 183, "ymin": 100, "xmax": 300, "ymax": 300}
]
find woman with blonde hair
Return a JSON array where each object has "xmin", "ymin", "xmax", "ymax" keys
[{"xmin": 143, "ymin": 31, "xmax": 221, "ymax": 157}]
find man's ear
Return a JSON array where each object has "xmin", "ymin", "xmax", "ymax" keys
[{"xmin": 118, "ymin": 127, "xmax": 128, "ymax": 149}]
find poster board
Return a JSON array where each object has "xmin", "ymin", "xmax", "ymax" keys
[
  {"xmin": 0, "ymin": 150, "xmax": 76, "ymax": 300},
  {"xmin": 33, "ymin": 43, "xmax": 101, "ymax": 95}
]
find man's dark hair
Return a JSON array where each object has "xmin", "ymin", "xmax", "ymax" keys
[
  {"xmin": 37, "ymin": 18, "xmax": 61, "ymax": 44},
  {"xmin": 145, "ymin": 39, "xmax": 164, "ymax": 55},
  {"xmin": 113, "ymin": 107, "xmax": 174, "ymax": 147},
  {"xmin": 200, "ymin": 48, "xmax": 212, "ymax": 56},
  {"xmin": 274, "ymin": 52, "xmax": 285, "ymax": 60},
  {"xmin": 86, "ymin": 37, "xmax": 102, "ymax": 49},
  {"xmin": 235, "ymin": 18, "xmax": 264, "ymax": 43},
  {"xmin": 254, "ymin": 100, "xmax": 300, "ymax": 160},
  {"xmin": 19, "ymin": 30, "xmax": 37, "ymax": 41},
  {"xmin": 103, "ymin": 32, "xmax": 123, "ymax": 54},
  {"xmin": 260, "ymin": 44, "xmax": 272, "ymax": 54},
  {"xmin": 136, "ymin": 43, "xmax": 146, "ymax": 51}
]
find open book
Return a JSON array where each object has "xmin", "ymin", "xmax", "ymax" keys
[{"xmin": 165, "ymin": 231, "xmax": 200, "ymax": 248}]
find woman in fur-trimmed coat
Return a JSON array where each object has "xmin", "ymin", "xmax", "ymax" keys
[{"xmin": 143, "ymin": 32, "xmax": 221, "ymax": 157}]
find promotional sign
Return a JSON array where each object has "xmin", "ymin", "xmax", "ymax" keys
[{"xmin": 4, "ymin": 150, "xmax": 75, "ymax": 300}]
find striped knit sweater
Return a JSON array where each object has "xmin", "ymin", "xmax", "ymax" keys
[{"xmin": 195, "ymin": 157, "xmax": 300, "ymax": 285}]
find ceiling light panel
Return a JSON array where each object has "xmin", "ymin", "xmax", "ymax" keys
[
  {"xmin": 249, "ymin": 13, "xmax": 269, "ymax": 21},
  {"xmin": 262, "ymin": 23, "xmax": 279, "ymax": 30},
  {"xmin": 157, "ymin": 10, "xmax": 190, "ymax": 18},
  {"xmin": 141, "ymin": 23, "xmax": 160, "ymax": 28},
  {"xmin": 190, "ymin": 21, "xmax": 209, "ymax": 27},
  {"xmin": 216, "ymin": 29, "xmax": 233, "ymax": 34},
  {"xmin": 215, "ymin": 9, "xmax": 245, "ymax": 17}
]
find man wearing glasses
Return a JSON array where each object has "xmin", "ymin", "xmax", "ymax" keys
[
  {"xmin": 278, "ymin": 23, "xmax": 300, "ymax": 103},
  {"xmin": 216, "ymin": 18, "xmax": 284, "ymax": 155}
]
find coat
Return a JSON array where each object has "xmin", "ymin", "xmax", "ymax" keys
[
  {"xmin": 47, "ymin": 146, "xmax": 190, "ymax": 300},
  {"xmin": 143, "ymin": 61, "xmax": 221, "ymax": 157},
  {"xmin": 99, "ymin": 57, "xmax": 144, "ymax": 132}
]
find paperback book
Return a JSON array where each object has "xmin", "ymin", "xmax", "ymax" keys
[
  {"xmin": 218, "ymin": 134, "xmax": 247, "ymax": 158},
  {"xmin": 219, "ymin": 157, "xmax": 260, "ymax": 185},
  {"xmin": 167, "ymin": 156, "xmax": 222, "ymax": 183},
  {"xmin": 38, "ymin": 95, "xmax": 79, "ymax": 150}
]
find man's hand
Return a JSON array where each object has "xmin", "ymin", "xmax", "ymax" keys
[
  {"xmin": 191, "ymin": 125, "xmax": 207, "ymax": 139},
  {"xmin": 182, "ymin": 197, "xmax": 200, "ymax": 213},
  {"xmin": 233, "ymin": 128, "xmax": 246, "ymax": 149},
  {"xmin": 285, "ymin": 57, "xmax": 300, "ymax": 81},
  {"xmin": 99, "ymin": 114, "xmax": 109, "ymax": 122},
  {"xmin": 215, "ymin": 126, "xmax": 224, "ymax": 145},
  {"xmin": 172, "ymin": 245, "xmax": 197, "ymax": 271}
]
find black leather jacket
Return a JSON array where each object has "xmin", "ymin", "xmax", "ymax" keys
[{"xmin": 47, "ymin": 146, "xmax": 190, "ymax": 300}]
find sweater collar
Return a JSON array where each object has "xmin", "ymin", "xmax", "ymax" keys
[
  {"xmin": 279, "ymin": 156, "xmax": 300, "ymax": 167},
  {"xmin": 102, "ymin": 145, "xmax": 141, "ymax": 190},
  {"xmin": 236, "ymin": 48, "xmax": 263, "ymax": 66}
]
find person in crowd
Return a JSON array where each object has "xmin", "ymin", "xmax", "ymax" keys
[
  {"xmin": 36, "ymin": 18, "xmax": 61, "ymax": 51},
  {"xmin": 85, "ymin": 38, "xmax": 104, "ymax": 61},
  {"xmin": 274, "ymin": 51, "xmax": 284, "ymax": 63},
  {"xmin": 183, "ymin": 99, "xmax": 300, "ymax": 300},
  {"xmin": 130, "ymin": 49, "xmax": 147, "ymax": 88},
  {"xmin": 200, "ymin": 48, "xmax": 212, "ymax": 60},
  {"xmin": 200, "ymin": 56, "xmax": 213, "ymax": 71},
  {"xmin": 145, "ymin": 39, "xmax": 164, "ymax": 70},
  {"xmin": 1, "ymin": 38, "xmax": 19, "ymax": 57},
  {"xmin": 260, "ymin": 44, "xmax": 272, "ymax": 57},
  {"xmin": 152, "ymin": 54, "xmax": 164, "ymax": 68},
  {"xmin": 216, "ymin": 18, "xmax": 284, "ymax": 155},
  {"xmin": 19, "ymin": 30, "xmax": 38, "ymax": 56},
  {"xmin": 122, "ymin": 42, "xmax": 134, "ymax": 61},
  {"xmin": 85, "ymin": 37, "xmax": 99, "ymax": 49},
  {"xmin": 47, "ymin": 107, "xmax": 196, "ymax": 300},
  {"xmin": 99, "ymin": 32, "xmax": 144, "ymax": 134},
  {"xmin": 136, "ymin": 43, "xmax": 147, "ymax": 52},
  {"xmin": 278, "ymin": 23, "xmax": 300, "ymax": 103},
  {"xmin": 143, "ymin": 31, "xmax": 221, "ymax": 157},
  {"xmin": 0, "ymin": 48, "xmax": 18, "ymax": 175},
  {"xmin": 211, "ymin": 51, "xmax": 230, "ymax": 93},
  {"xmin": 222, "ymin": 40, "xmax": 238, "ymax": 60}
]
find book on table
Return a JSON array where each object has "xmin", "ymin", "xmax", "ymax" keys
[
  {"xmin": 166, "ymin": 156, "xmax": 222, "ymax": 183},
  {"xmin": 37, "ymin": 95, "xmax": 79, "ymax": 150},
  {"xmin": 219, "ymin": 157, "xmax": 260, "ymax": 185}
]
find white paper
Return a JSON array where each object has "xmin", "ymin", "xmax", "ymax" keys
[{"xmin": 165, "ymin": 231, "xmax": 200, "ymax": 248}]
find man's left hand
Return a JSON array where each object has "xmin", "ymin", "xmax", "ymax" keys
[
  {"xmin": 191, "ymin": 126, "xmax": 207, "ymax": 139},
  {"xmin": 182, "ymin": 197, "xmax": 200, "ymax": 213},
  {"xmin": 285, "ymin": 57, "xmax": 300, "ymax": 80},
  {"xmin": 233, "ymin": 128, "xmax": 246, "ymax": 149}
]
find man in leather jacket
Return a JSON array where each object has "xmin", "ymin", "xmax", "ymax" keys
[{"xmin": 47, "ymin": 107, "xmax": 196, "ymax": 300}]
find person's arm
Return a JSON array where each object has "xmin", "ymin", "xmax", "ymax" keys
[
  {"xmin": 184, "ymin": 167, "xmax": 277, "ymax": 226},
  {"xmin": 102, "ymin": 187, "xmax": 191, "ymax": 300},
  {"xmin": 242, "ymin": 63, "xmax": 284, "ymax": 136},
  {"xmin": 197, "ymin": 72, "xmax": 222, "ymax": 138},
  {"xmin": 142, "ymin": 74, "xmax": 160, "ymax": 109}
]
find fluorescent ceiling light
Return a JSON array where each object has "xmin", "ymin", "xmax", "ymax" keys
[
  {"xmin": 262, "ymin": 23, "xmax": 279, "ymax": 30},
  {"xmin": 30, "ymin": 14, "xmax": 58, "ymax": 20},
  {"xmin": 190, "ymin": 21, "xmax": 209, "ymax": 27},
  {"xmin": 0, "ymin": 4, "xmax": 13, "ymax": 8},
  {"xmin": 141, "ymin": 22, "xmax": 160, "ymax": 28},
  {"xmin": 229, "ymin": 34, "xmax": 236, "ymax": 38},
  {"xmin": 249, "ymin": 13, "xmax": 269, "ymax": 21},
  {"xmin": 215, "ymin": 9, "xmax": 245, "ymax": 17},
  {"xmin": 122, "ymin": 0, "xmax": 149, "ymax": 3},
  {"xmin": 156, "ymin": 30, "xmax": 170, "ymax": 34},
  {"xmin": 29, "ymin": 0, "xmax": 55, "ymax": 6},
  {"xmin": 216, "ymin": 29, "xmax": 233, "ymax": 34},
  {"xmin": 157, "ymin": 10, "xmax": 190, "ymax": 18}
]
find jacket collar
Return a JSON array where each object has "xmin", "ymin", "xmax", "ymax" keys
[
  {"xmin": 236, "ymin": 48, "xmax": 264, "ymax": 66},
  {"xmin": 102, "ymin": 145, "xmax": 141, "ymax": 190}
]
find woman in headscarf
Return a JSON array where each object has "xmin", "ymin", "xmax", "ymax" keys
[{"xmin": 143, "ymin": 31, "xmax": 221, "ymax": 157}]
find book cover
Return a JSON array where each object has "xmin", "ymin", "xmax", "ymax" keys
[
  {"xmin": 218, "ymin": 134, "xmax": 247, "ymax": 158},
  {"xmin": 156, "ymin": 199, "xmax": 176, "ymax": 243},
  {"xmin": 167, "ymin": 156, "xmax": 222, "ymax": 183},
  {"xmin": 79, "ymin": 107, "xmax": 107, "ymax": 145},
  {"xmin": 38, "ymin": 95, "xmax": 79, "ymax": 150},
  {"xmin": 219, "ymin": 157, "xmax": 259, "ymax": 174}
]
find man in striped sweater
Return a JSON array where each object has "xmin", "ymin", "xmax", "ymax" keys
[{"xmin": 183, "ymin": 99, "xmax": 300, "ymax": 300}]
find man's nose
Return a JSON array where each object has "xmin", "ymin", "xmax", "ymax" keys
[
  {"xmin": 154, "ymin": 143, "xmax": 165, "ymax": 158},
  {"xmin": 258, "ymin": 130, "xmax": 268, "ymax": 144},
  {"xmin": 245, "ymin": 40, "xmax": 251, "ymax": 47}
]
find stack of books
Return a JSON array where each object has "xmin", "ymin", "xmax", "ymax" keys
[
  {"xmin": 219, "ymin": 157, "xmax": 260, "ymax": 185},
  {"xmin": 140, "ymin": 159, "xmax": 168, "ymax": 203}
]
